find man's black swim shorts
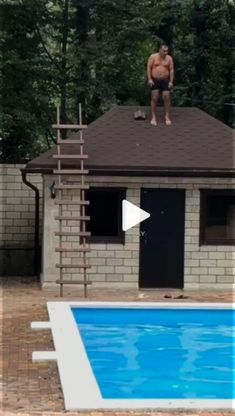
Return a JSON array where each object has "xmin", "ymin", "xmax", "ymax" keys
[{"xmin": 151, "ymin": 79, "xmax": 169, "ymax": 91}]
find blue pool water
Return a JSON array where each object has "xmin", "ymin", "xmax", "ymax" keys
[{"xmin": 71, "ymin": 307, "xmax": 235, "ymax": 399}]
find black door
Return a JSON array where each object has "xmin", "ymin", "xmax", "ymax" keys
[{"xmin": 139, "ymin": 189, "xmax": 185, "ymax": 288}]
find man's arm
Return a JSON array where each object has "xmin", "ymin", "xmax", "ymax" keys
[
  {"xmin": 147, "ymin": 55, "xmax": 154, "ymax": 85},
  {"xmin": 168, "ymin": 56, "xmax": 174, "ymax": 85}
]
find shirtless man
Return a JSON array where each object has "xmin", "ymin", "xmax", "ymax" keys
[{"xmin": 147, "ymin": 44, "xmax": 174, "ymax": 126}]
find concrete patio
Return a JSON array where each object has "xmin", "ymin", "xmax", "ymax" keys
[{"xmin": 1, "ymin": 277, "xmax": 234, "ymax": 416}]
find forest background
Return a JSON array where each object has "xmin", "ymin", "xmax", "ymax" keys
[{"xmin": 1, "ymin": 0, "xmax": 234, "ymax": 161}]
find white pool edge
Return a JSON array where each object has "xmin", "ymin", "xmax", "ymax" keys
[{"xmin": 43, "ymin": 301, "xmax": 234, "ymax": 410}]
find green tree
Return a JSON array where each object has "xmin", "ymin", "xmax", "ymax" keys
[
  {"xmin": 1, "ymin": 0, "xmax": 234, "ymax": 161},
  {"xmin": 0, "ymin": 0, "xmax": 51, "ymax": 160},
  {"xmin": 172, "ymin": 0, "xmax": 234, "ymax": 126}
]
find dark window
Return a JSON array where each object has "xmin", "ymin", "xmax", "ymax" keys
[
  {"xmin": 200, "ymin": 190, "xmax": 235, "ymax": 245},
  {"xmin": 85, "ymin": 188, "xmax": 125, "ymax": 244}
]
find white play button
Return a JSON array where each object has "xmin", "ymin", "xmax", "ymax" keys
[{"xmin": 122, "ymin": 200, "xmax": 150, "ymax": 231}]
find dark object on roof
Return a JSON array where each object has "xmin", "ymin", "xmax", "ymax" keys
[
  {"xmin": 24, "ymin": 106, "xmax": 235, "ymax": 177},
  {"xmin": 134, "ymin": 110, "xmax": 146, "ymax": 120}
]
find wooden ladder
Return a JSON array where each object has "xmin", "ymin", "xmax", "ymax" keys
[{"xmin": 52, "ymin": 104, "xmax": 92, "ymax": 297}]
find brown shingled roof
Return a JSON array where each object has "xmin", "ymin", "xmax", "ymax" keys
[{"xmin": 25, "ymin": 106, "xmax": 235, "ymax": 177}]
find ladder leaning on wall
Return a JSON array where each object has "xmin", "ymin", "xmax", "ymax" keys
[{"xmin": 52, "ymin": 104, "xmax": 91, "ymax": 298}]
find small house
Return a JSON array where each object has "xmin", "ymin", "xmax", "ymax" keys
[{"xmin": 24, "ymin": 106, "xmax": 235, "ymax": 290}]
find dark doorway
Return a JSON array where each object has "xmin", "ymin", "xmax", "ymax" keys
[{"xmin": 139, "ymin": 189, "xmax": 185, "ymax": 288}]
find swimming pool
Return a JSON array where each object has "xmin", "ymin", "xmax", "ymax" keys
[{"xmin": 34, "ymin": 302, "xmax": 235, "ymax": 410}]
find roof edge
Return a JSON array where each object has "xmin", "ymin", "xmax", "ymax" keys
[{"xmin": 22, "ymin": 167, "xmax": 235, "ymax": 178}]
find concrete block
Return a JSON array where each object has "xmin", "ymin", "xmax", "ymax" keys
[
  {"xmin": 191, "ymin": 205, "xmax": 199, "ymax": 213},
  {"xmin": 186, "ymin": 245, "xmax": 199, "ymax": 252},
  {"xmin": 6, "ymin": 197, "xmax": 21, "ymax": 205},
  {"xmin": 191, "ymin": 267, "xmax": 208, "ymax": 275},
  {"xmin": 208, "ymin": 267, "xmax": 224, "ymax": 275},
  {"xmin": 106, "ymin": 274, "xmax": 123, "ymax": 282},
  {"xmin": 192, "ymin": 221, "xmax": 199, "ymax": 228},
  {"xmin": 188, "ymin": 197, "xmax": 199, "ymax": 205},
  {"xmin": 185, "ymin": 259, "xmax": 199, "ymax": 267},
  {"xmin": 98, "ymin": 250, "xmax": 115, "ymax": 257},
  {"xmin": 201, "ymin": 245, "xmax": 217, "ymax": 252},
  {"xmin": 217, "ymin": 276, "xmax": 234, "ymax": 283},
  {"xmin": 90, "ymin": 244, "xmax": 107, "ymax": 250},
  {"xmin": 217, "ymin": 260, "xmax": 233, "ymax": 267},
  {"xmin": 115, "ymin": 266, "xmax": 132, "ymax": 274},
  {"xmin": 126, "ymin": 235, "xmax": 140, "ymax": 243},
  {"xmin": 106, "ymin": 258, "xmax": 123, "ymax": 266},
  {"xmin": 97, "ymin": 266, "xmax": 114, "ymax": 274},
  {"xmin": 185, "ymin": 213, "xmax": 199, "ymax": 221},
  {"xmin": 217, "ymin": 246, "xmax": 234, "ymax": 252},
  {"xmin": 200, "ymin": 259, "xmax": 217, "ymax": 267},
  {"xmin": 191, "ymin": 237, "xmax": 199, "ymax": 244},
  {"xmin": 225, "ymin": 252, "xmax": 235, "ymax": 260},
  {"xmin": 184, "ymin": 275, "xmax": 199, "ymax": 283},
  {"xmin": 4, "ymin": 211, "xmax": 18, "ymax": 219},
  {"xmin": 108, "ymin": 244, "xmax": 126, "ymax": 250},
  {"xmin": 17, "ymin": 205, "xmax": 29, "ymax": 212},
  {"xmin": 7, "ymin": 183, "xmax": 22, "ymax": 190},
  {"xmin": 123, "ymin": 274, "xmax": 138, "ymax": 282},
  {"xmin": 115, "ymin": 251, "xmax": 132, "ymax": 258},
  {"xmin": 185, "ymin": 221, "xmax": 192, "ymax": 228},
  {"xmin": 15, "ymin": 190, "xmax": 30, "ymax": 197},
  {"xmin": 125, "ymin": 244, "xmax": 139, "ymax": 251},
  {"xmin": 192, "ymin": 251, "xmax": 208, "ymax": 260},
  {"xmin": 6, "ymin": 167, "xmax": 18, "ymax": 175},
  {"xmin": 88, "ymin": 274, "xmax": 106, "ymax": 282},
  {"xmin": 21, "ymin": 212, "xmax": 34, "ymax": 219},
  {"xmin": 185, "ymin": 228, "xmax": 198, "ymax": 236},
  {"xmin": 87, "ymin": 251, "xmax": 98, "ymax": 258},
  {"xmin": 209, "ymin": 252, "xmax": 225, "ymax": 259},
  {"xmin": 123, "ymin": 258, "xmax": 138, "ymax": 266},
  {"xmin": 3, "ymin": 219, "xmax": 13, "ymax": 226},
  {"xmin": 184, "ymin": 236, "xmax": 191, "ymax": 244},
  {"xmin": 3, "ymin": 190, "xmax": 14, "ymax": 197},
  {"xmin": 200, "ymin": 275, "xmax": 216, "ymax": 283}
]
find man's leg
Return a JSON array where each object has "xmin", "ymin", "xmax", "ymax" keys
[
  {"xmin": 163, "ymin": 91, "xmax": 172, "ymax": 125},
  {"xmin": 150, "ymin": 90, "xmax": 160, "ymax": 126}
]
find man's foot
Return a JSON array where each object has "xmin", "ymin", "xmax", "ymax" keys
[
  {"xmin": 150, "ymin": 118, "xmax": 157, "ymax": 126},
  {"xmin": 165, "ymin": 118, "xmax": 172, "ymax": 126}
]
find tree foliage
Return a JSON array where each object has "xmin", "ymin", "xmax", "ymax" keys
[{"xmin": 0, "ymin": 0, "xmax": 234, "ymax": 161}]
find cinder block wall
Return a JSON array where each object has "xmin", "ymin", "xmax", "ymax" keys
[
  {"xmin": 0, "ymin": 164, "xmax": 43, "ymax": 275},
  {"xmin": 42, "ymin": 175, "xmax": 235, "ymax": 289},
  {"xmin": 42, "ymin": 176, "xmax": 140, "ymax": 287}
]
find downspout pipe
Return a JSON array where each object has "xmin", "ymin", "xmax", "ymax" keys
[{"xmin": 21, "ymin": 171, "xmax": 40, "ymax": 277}]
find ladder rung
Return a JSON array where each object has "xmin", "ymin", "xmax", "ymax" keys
[
  {"xmin": 56, "ymin": 264, "xmax": 91, "ymax": 269},
  {"xmin": 57, "ymin": 139, "xmax": 85, "ymax": 145},
  {"xmin": 55, "ymin": 216, "xmax": 90, "ymax": 221},
  {"xmin": 54, "ymin": 200, "xmax": 90, "ymax": 205},
  {"xmin": 52, "ymin": 124, "xmax": 87, "ymax": 130},
  {"xmin": 56, "ymin": 280, "xmax": 92, "ymax": 285},
  {"xmin": 55, "ymin": 247, "xmax": 91, "ymax": 252},
  {"xmin": 52, "ymin": 155, "xmax": 88, "ymax": 160},
  {"xmin": 55, "ymin": 184, "xmax": 89, "ymax": 190},
  {"xmin": 55, "ymin": 231, "xmax": 90, "ymax": 236},
  {"xmin": 53, "ymin": 169, "xmax": 89, "ymax": 175}
]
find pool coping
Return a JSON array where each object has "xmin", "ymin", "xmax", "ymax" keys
[{"xmin": 33, "ymin": 301, "xmax": 234, "ymax": 411}]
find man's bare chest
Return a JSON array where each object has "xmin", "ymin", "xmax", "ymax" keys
[{"xmin": 153, "ymin": 57, "xmax": 169, "ymax": 68}]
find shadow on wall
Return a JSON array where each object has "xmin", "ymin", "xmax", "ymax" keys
[{"xmin": 0, "ymin": 247, "xmax": 41, "ymax": 277}]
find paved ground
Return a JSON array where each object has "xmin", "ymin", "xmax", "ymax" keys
[{"xmin": 1, "ymin": 277, "xmax": 234, "ymax": 416}]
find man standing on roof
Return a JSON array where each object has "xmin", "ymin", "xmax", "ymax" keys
[{"xmin": 147, "ymin": 44, "xmax": 174, "ymax": 126}]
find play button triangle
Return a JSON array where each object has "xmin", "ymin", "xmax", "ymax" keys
[{"xmin": 122, "ymin": 200, "xmax": 150, "ymax": 231}]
